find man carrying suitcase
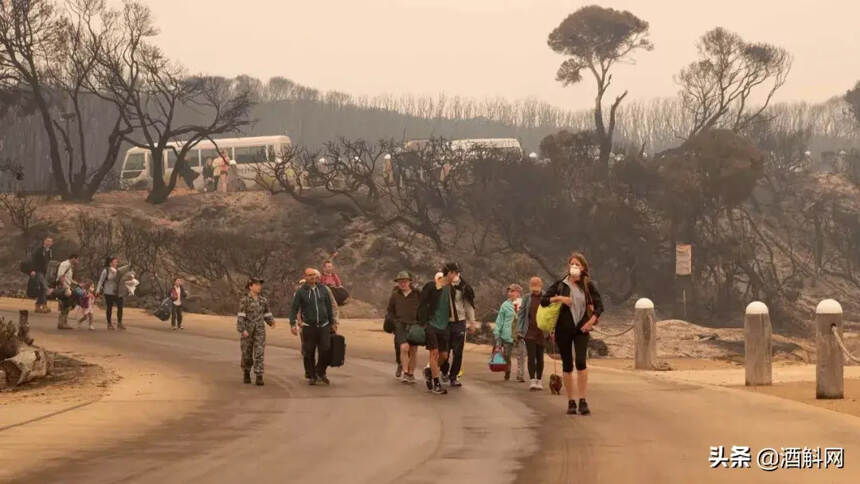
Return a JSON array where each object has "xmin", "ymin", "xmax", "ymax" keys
[{"xmin": 290, "ymin": 268, "xmax": 336, "ymax": 385}]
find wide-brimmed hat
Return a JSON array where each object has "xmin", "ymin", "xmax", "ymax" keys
[{"xmin": 393, "ymin": 271, "xmax": 413, "ymax": 282}]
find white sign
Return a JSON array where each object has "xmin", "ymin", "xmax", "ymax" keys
[{"xmin": 676, "ymin": 244, "xmax": 692, "ymax": 276}]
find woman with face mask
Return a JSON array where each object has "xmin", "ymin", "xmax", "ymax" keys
[{"xmin": 540, "ymin": 252, "xmax": 603, "ymax": 416}]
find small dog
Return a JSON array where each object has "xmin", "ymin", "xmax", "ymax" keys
[{"xmin": 549, "ymin": 374, "xmax": 563, "ymax": 395}]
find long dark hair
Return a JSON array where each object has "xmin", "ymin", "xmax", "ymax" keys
[
  {"xmin": 104, "ymin": 256, "xmax": 118, "ymax": 268},
  {"xmin": 454, "ymin": 276, "xmax": 476, "ymax": 306}
]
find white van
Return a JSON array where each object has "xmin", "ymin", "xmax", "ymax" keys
[{"xmin": 119, "ymin": 135, "xmax": 292, "ymax": 190}]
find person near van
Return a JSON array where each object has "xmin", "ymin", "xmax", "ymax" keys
[
  {"xmin": 28, "ymin": 236, "xmax": 53, "ymax": 313},
  {"xmin": 541, "ymin": 252, "xmax": 604, "ymax": 416},
  {"xmin": 519, "ymin": 277, "xmax": 545, "ymax": 391},
  {"xmin": 494, "ymin": 284, "xmax": 522, "ymax": 381},
  {"xmin": 290, "ymin": 268, "xmax": 335, "ymax": 385},
  {"xmin": 203, "ymin": 157, "xmax": 216, "ymax": 192},
  {"xmin": 96, "ymin": 256, "xmax": 129, "ymax": 331},
  {"xmin": 169, "ymin": 277, "xmax": 188, "ymax": 330},
  {"xmin": 387, "ymin": 271, "xmax": 421, "ymax": 383},
  {"xmin": 237, "ymin": 277, "xmax": 276, "ymax": 386},
  {"xmin": 438, "ymin": 262, "xmax": 476, "ymax": 387},
  {"xmin": 218, "ymin": 152, "xmax": 230, "ymax": 193}
]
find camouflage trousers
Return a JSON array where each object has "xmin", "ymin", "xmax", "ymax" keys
[{"xmin": 240, "ymin": 321, "xmax": 267, "ymax": 375}]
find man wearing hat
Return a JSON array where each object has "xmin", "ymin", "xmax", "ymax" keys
[
  {"xmin": 237, "ymin": 277, "xmax": 276, "ymax": 386},
  {"xmin": 290, "ymin": 268, "xmax": 335, "ymax": 385},
  {"xmin": 386, "ymin": 271, "xmax": 421, "ymax": 383}
]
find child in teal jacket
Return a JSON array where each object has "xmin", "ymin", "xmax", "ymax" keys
[{"xmin": 494, "ymin": 283, "xmax": 523, "ymax": 380}]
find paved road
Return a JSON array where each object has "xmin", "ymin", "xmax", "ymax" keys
[{"xmin": 3, "ymin": 303, "xmax": 860, "ymax": 483}]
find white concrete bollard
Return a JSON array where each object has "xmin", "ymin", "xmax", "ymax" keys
[
  {"xmin": 816, "ymin": 299, "xmax": 844, "ymax": 399},
  {"xmin": 744, "ymin": 301, "xmax": 772, "ymax": 386},
  {"xmin": 634, "ymin": 298, "xmax": 656, "ymax": 370}
]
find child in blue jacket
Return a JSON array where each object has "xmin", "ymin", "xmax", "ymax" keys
[{"xmin": 494, "ymin": 283, "xmax": 523, "ymax": 381}]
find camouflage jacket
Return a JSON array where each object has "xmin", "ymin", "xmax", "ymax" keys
[{"xmin": 237, "ymin": 294, "xmax": 275, "ymax": 332}]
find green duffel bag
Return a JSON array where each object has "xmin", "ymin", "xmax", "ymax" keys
[{"xmin": 406, "ymin": 324, "xmax": 426, "ymax": 346}]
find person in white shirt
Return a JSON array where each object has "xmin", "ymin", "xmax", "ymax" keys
[{"xmin": 169, "ymin": 277, "xmax": 188, "ymax": 330}]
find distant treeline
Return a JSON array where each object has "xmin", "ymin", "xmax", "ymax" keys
[{"xmin": 1, "ymin": 74, "xmax": 858, "ymax": 192}]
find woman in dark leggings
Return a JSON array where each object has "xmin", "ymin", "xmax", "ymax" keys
[
  {"xmin": 541, "ymin": 252, "xmax": 603, "ymax": 415},
  {"xmin": 96, "ymin": 256, "xmax": 128, "ymax": 330}
]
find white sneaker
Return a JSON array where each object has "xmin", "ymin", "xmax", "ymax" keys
[
  {"xmin": 88, "ymin": 324, "xmax": 95, "ymax": 331},
  {"xmin": 536, "ymin": 380, "xmax": 544, "ymax": 391},
  {"xmin": 529, "ymin": 379, "xmax": 537, "ymax": 390}
]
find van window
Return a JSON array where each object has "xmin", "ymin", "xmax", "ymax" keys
[
  {"xmin": 234, "ymin": 145, "xmax": 267, "ymax": 164},
  {"xmin": 165, "ymin": 150, "xmax": 177, "ymax": 169},
  {"xmin": 124, "ymin": 152, "xmax": 145, "ymax": 171}
]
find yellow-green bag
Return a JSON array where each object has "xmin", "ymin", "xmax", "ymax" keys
[{"xmin": 536, "ymin": 302, "xmax": 561, "ymax": 333}]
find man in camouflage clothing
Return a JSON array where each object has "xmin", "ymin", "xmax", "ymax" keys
[{"xmin": 237, "ymin": 277, "xmax": 276, "ymax": 386}]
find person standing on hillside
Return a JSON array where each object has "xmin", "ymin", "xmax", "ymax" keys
[
  {"xmin": 438, "ymin": 263, "xmax": 476, "ymax": 388},
  {"xmin": 541, "ymin": 252, "xmax": 604, "ymax": 416},
  {"xmin": 290, "ymin": 268, "xmax": 336, "ymax": 385},
  {"xmin": 386, "ymin": 271, "xmax": 421, "ymax": 383},
  {"xmin": 28, "ymin": 236, "xmax": 54, "ymax": 313},
  {"xmin": 237, "ymin": 277, "xmax": 275, "ymax": 386},
  {"xmin": 519, "ymin": 277, "xmax": 546, "ymax": 391}
]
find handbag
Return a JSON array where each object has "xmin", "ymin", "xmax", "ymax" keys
[
  {"xmin": 488, "ymin": 345, "xmax": 508, "ymax": 372},
  {"xmin": 383, "ymin": 314, "xmax": 396, "ymax": 334},
  {"xmin": 154, "ymin": 297, "xmax": 172, "ymax": 321},
  {"xmin": 406, "ymin": 324, "xmax": 426, "ymax": 345},
  {"xmin": 536, "ymin": 302, "xmax": 562, "ymax": 333}
]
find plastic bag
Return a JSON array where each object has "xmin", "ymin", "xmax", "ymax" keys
[{"xmin": 537, "ymin": 302, "xmax": 561, "ymax": 333}]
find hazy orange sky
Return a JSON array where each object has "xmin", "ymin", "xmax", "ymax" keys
[{"xmin": 141, "ymin": 0, "xmax": 859, "ymax": 110}]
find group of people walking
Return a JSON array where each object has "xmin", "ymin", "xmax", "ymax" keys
[
  {"xmin": 24, "ymin": 235, "xmax": 602, "ymax": 414},
  {"xmin": 25, "ymin": 236, "xmax": 144, "ymax": 331},
  {"xmin": 385, "ymin": 253, "xmax": 603, "ymax": 415}
]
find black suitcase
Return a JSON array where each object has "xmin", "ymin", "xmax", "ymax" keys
[{"xmin": 330, "ymin": 333, "xmax": 346, "ymax": 367}]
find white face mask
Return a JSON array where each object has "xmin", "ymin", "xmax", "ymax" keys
[{"xmin": 569, "ymin": 266, "xmax": 582, "ymax": 278}]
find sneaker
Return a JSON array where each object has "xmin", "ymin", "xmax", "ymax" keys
[
  {"xmin": 449, "ymin": 378, "xmax": 462, "ymax": 388},
  {"xmin": 171, "ymin": 326, "xmax": 177, "ymax": 331},
  {"xmin": 255, "ymin": 374, "xmax": 264, "ymax": 386},
  {"xmin": 432, "ymin": 382, "xmax": 448, "ymax": 395},
  {"xmin": 567, "ymin": 400, "xmax": 577, "ymax": 415},
  {"xmin": 441, "ymin": 374, "xmax": 449, "ymax": 384},
  {"xmin": 118, "ymin": 323, "xmax": 127, "ymax": 331},
  {"xmin": 179, "ymin": 326, "xmax": 184, "ymax": 330},
  {"xmin": 88, "ymin": 324, "xmax": 94, "ymax": 331},
  {"xmin": 243, "ymin": 371, "xmax": 251, "ymax": 384},
  {"xmin": 578, "ymin": 398, "xmax": 591, "ymax": 416},
  {"xmin": 107, "ymin": 324, "xmax": 115, "ymax": 331},
  {"xmin": 536, "ymin": 380, "xmax": 544, "ymax": 391},
  {"xmin": 529, "ymin": 379, "xmax": 538, "ymax": 390},
  {"xmin": 319, "ymin": 374, "xmax": 330, "ymax": 385},
  {"xmin": 406, "ymin": 373, "xmax": 417, "ymax": 384},
  {"xmin": 401, "ymin": 373, "xmax": 410, "ymax": 384},
  {"xmin": 516, "ymin": 375, "xmax": 526, "ymax": 383},
  {"xmin": 423, "ymin": 366, "xmax": 432, "ymax": 391},
  {"xmin": 309, "ymin": 377, "xmax": 318, "ymax": 386},
  {"xmin": 396, "ymin": 366, "xmax": 403, "ymax": 379}
]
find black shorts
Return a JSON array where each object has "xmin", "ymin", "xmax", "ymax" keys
[
  {"xmin": 425, "ymin": 326, "xmax": 450, "ymax": 352},
  {"xmin": 394, "ymin": 321, "xmax": 418, "ymax": 347}
]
